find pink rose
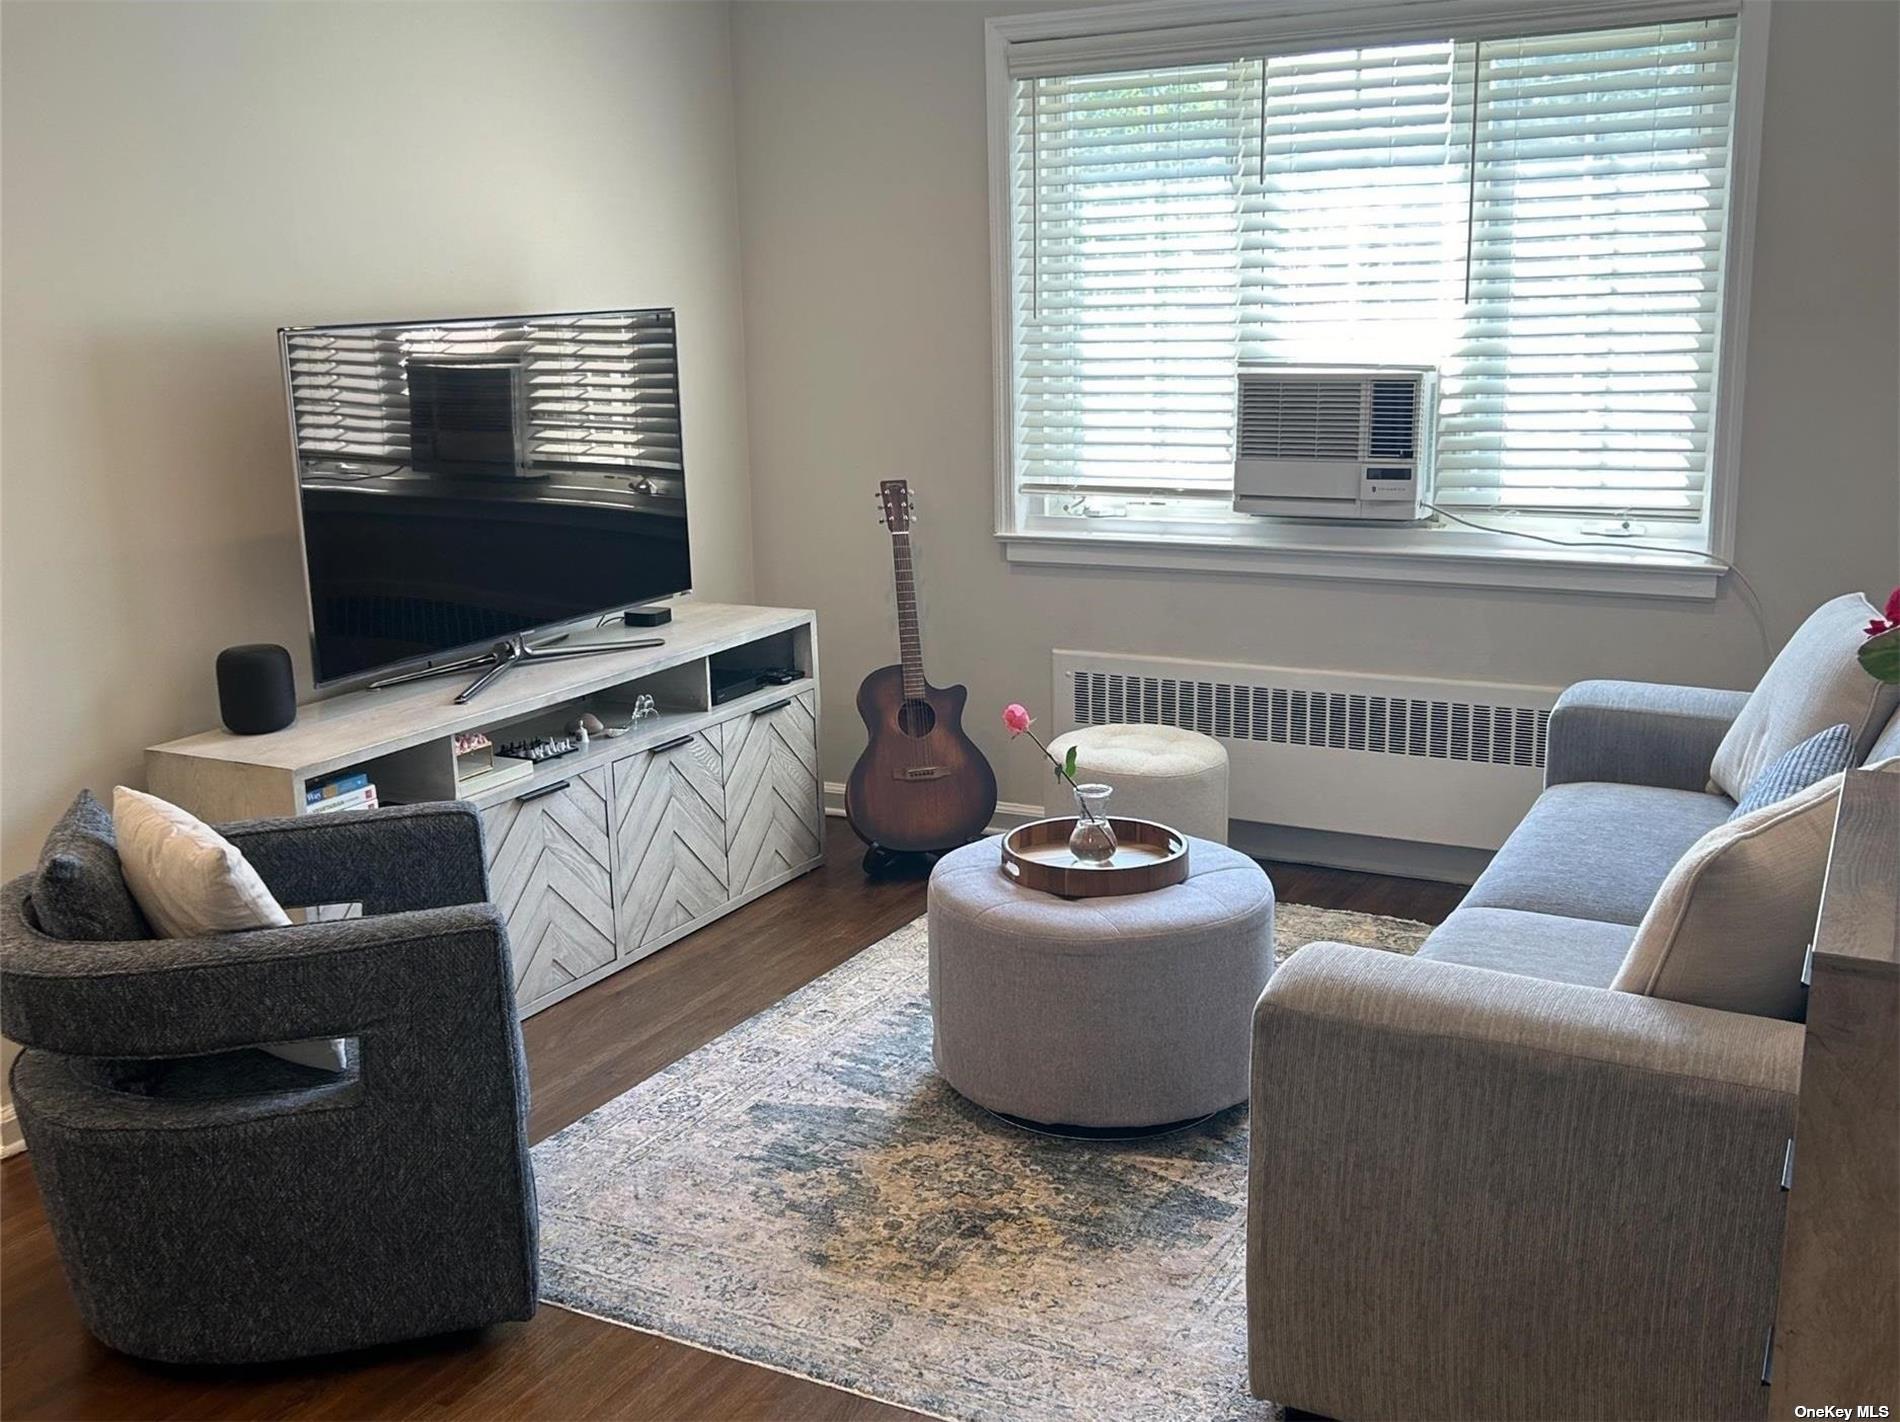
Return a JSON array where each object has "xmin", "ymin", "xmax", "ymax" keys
[
  {"xmin": 1002, "ymin": 703, "xmax": 1033, "ymax": 736},
  {"xmin": 1862, "ymin": 588, "xmax": 1900, "ymax": 640}
]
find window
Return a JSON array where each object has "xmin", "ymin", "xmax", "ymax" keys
[{"xmin": 991, "ymin": 0, "xmax": 1761, "ymax": 588}]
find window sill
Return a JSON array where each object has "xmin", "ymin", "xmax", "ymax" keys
[{"xmin": 996, "ymin": 523, "xmax": 1725, "ymax": 599}]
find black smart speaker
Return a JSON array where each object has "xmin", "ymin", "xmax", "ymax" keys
[{"xmin": 216, "ymin": 644, "xmax": 297, "ymax": 735}]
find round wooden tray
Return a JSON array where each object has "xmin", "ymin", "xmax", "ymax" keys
[{"xmin": 1000, "ymin": 816, "xmax": 1189, "ymax": 899}]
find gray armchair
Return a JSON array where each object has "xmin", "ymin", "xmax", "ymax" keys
[{"xmin": 0, "ymin": 802, "xmax": 537, "ymax": 1365}]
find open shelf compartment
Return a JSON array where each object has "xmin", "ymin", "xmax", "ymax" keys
[{"xmin": 709, "ymin": 625, "xmax": 811, "ymax": 707}]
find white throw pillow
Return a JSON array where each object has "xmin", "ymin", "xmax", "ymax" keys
[
  {"xmin": 112, "ymin": 787, "xmax": 346, "ymax": 1071},
  {"xmin": 1709, "ymin": 592, "xmax": 1900, "ymax": 798},
  {"xmin": 1611, "ymin": 760, "xmax": 1897, "ymax": 1020}
]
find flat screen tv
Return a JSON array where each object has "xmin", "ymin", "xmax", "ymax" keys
[{"xmin": 280, "ymin": 307, "xmax": 689, "ymax": 685}]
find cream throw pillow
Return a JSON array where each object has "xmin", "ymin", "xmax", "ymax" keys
[
  {"xmin": 114, "ymin": 786, "xmax": 290, "ymax": 937},
  {"xmin": 1612, "ymin": 760, "xmax": 1897, "ymax": 1020},
  {"xmin": 113, "ymin": 787, "xmax": 345, "ymax": 1071},
  {"xmin": 1709, "ymin": 592, "xmax": 1900, "ymax": 798}
]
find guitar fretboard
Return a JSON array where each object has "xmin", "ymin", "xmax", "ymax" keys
[{"xmin": 891, "ymin": 531, "xmax": 925, "ymax": 701}]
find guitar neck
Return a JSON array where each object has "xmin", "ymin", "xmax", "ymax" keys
[{"xmin": 891, "ymin": 531, "xmax": 925, "ymax": 700}]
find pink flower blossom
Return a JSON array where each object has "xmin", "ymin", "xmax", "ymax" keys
[
  {"xmin": 1002, "ymin": 703, "xmax": 1034, "ymax": 736},
  {"xmin": 1862, "ymin": 588, "xmax": 1900, "ymax": 641}
]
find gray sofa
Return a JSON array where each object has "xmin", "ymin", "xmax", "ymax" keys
[
  {"xmin": 0, "ymin": 802, "xmax": 538, "ymax": 1365},
  {"xmin": 1246, "ymin": 680, "xmax": 1894, "ymax": 1421}
]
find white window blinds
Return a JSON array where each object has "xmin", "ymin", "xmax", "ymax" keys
[
  {"xmin": 1012, "ymin": 62, "xmax": 1254, "ymax": 501},
  {"xmin": 1008, "ymin": 17, "xmax": 1739, "ymax": 521},
  {"xmin": 1440, "ymin": 23, "xmax": 1736, "ymax": 515}
]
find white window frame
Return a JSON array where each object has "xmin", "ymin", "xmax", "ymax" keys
[{"xmin": 985, "ymin": 0, "xmax": 1771, "ymax": 599}]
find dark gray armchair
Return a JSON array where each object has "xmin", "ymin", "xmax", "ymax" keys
[{"xmin": 0, "ymin": 802, "xmax": 537, "ymax": 1365}]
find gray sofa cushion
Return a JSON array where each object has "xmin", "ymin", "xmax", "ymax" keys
[
  {"xmin": 1417, "ymin": 906, "xmax": 1637, "ymax": 988},
  {"xmin": 1710, "ymin": 592, "xmax": 1900, "ymax": 798},
  {"xmin": 1464, "ymin": 782, "xmax": 1733, "ymax": 926},
  {"xmin": 1544, "ymin": 680, "xmax": 1749, "ymax": 792},
  {"xmin": 30, "ymin": 790, "xmax": 151, "ymax": 943}
]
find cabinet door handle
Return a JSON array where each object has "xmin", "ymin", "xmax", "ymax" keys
[
  {"xmin": 517, "ymin": 778, "xmax": 571, "ymax": 803},
  {"xmin": 753, "ymin": 698, "xmax": 793, "ymax": 716},
  {"xmin": 650, "ymin": 734, "xmax": 695, "ymax": 754}
]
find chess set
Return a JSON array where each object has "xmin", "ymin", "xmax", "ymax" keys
[
  {"xmin": 487, "ymin": 694, "xmax": 667, "ymax": 767},
  {"xmin": 495, "ymin": 734, "xmax": 584, "ymax": 765}
]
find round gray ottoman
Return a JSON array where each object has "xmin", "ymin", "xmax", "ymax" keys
[{"xmin": 927, "ymin": 834, "xmax": 1275, "ymax": 1132}]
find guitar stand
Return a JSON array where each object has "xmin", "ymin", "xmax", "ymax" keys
[{"xmin": 860, "ymin": 845, "xmax": 940, "ymax": 880}]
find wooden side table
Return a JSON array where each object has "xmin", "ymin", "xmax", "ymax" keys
[{"xmin": 1769, "ymin": 768, "xmax": 1898, "ymax": 1417}]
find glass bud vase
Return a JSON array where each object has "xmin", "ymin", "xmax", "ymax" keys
[{"xmin": 1068, "ymin": 784, "xmax": 1117, "ymax": 864}]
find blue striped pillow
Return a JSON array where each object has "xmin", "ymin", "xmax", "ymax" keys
[{"xmin": 1730, "ymin": 722, "xmax": 1853, "ymax": 819}]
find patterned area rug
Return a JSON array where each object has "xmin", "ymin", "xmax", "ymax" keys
[{"xmin": 533, "ymin": 902, "xmax": 1430, "ymax": 1422}]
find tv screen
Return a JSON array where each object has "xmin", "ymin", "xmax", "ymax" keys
[{"xmin": 280, "ymin": 307, "xmax": 689, "ymax": 684}]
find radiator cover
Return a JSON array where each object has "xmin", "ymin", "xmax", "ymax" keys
[{"xmin": 1053, "ymin": 651, "xmax": 1559, "ymax": 851}]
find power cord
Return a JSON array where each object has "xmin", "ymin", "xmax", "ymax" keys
[{"xmin": 1424, "ymin": 502, "xmax": 1773, "ymax": 667}]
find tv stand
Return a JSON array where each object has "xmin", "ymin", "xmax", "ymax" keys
[
  {"xmin": 369, "ymin": 630, "xmax": 667, "ymax": 704},
  {"xmin": 146, "ymin": 603, "xmax": 823, "ymax": 1019}
]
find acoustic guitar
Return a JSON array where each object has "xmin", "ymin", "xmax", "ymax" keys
[{"xmin": 845, "ymin": 480, "xmax": 998, "ymax": 869}]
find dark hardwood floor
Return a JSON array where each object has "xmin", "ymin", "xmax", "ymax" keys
[{"xmin": 0, "ymin": 818, "xmax": 1461, "ymax": 1421}]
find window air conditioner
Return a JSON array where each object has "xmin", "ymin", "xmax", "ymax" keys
[{"xmin": 1233, "ymin": 364, "xmax": 1438, "ymax": 522}]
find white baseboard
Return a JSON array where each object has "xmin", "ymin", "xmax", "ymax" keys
[
  {"xmin": 821, "ymin": 783, "xmax": 1044, "ymax": 838},
  {"xmin": 823, "ymin": 783, "xmax": 1486, "ymax": 886},
  {"xmin": 1227, "ymin": 821, "xmax": 1490, "ymax": 886},
  {"xmin": 1, "ymin": 1104, "xmax": 23, "ymax": 1159}
]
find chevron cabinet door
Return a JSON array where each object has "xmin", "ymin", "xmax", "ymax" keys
[
  {"xmin": 611, "ymin": 728, "xmax": 730, "ymax": 959},
  {"xmin": 722, "ymin": 690, "xmax": 823, "ymax": 896},
  {"xmin": 480, "ymin": 769, "xmax": 617, "ymax": 1012}
]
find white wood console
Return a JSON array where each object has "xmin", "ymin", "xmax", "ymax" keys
[{"xmin": 147, "ymin": 603, "xmax": 825, "ymax": 1017}]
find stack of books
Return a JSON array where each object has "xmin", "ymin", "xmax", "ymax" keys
[{"xmin": 306, "ymin": 770, "xmax": 379, "ymax": 815}]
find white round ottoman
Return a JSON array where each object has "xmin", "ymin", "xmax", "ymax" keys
[
  {"xmin": 927, "ymin": 834, "xmax": 1274, "ymax": 1132},
  {"xmin": 1046, "ymin": 724, "xmax": 1229, "ymax": 844}
]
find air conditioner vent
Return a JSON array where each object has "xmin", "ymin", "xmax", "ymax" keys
[
  {"xmin": 1368, "ymin": 380, "xmax": 1418, "ymax": 461},
  {"xmin": 1236, "ymin": 378, "xmax": 1364, "ymax": 461},
  {"xmin": 1070, "ymin": 669, "xmax": 1548, "ymax": 770}
]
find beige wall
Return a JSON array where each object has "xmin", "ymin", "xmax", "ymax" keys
[
  {"xmin": 0, "ymin": 0, "xmax": 757, "ymax": 1129},
  {"xmin": 731, "ymin": 0, "xmax": 1900, "ymax": 812},
  {"xmin": 0, "ymin": 0, "xmax": 756, "ymax": 881}
]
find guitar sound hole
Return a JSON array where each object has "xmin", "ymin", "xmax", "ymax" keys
[{"xmin": 896, "ymin": 700, "xmax": 937, "ymax": 739}]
